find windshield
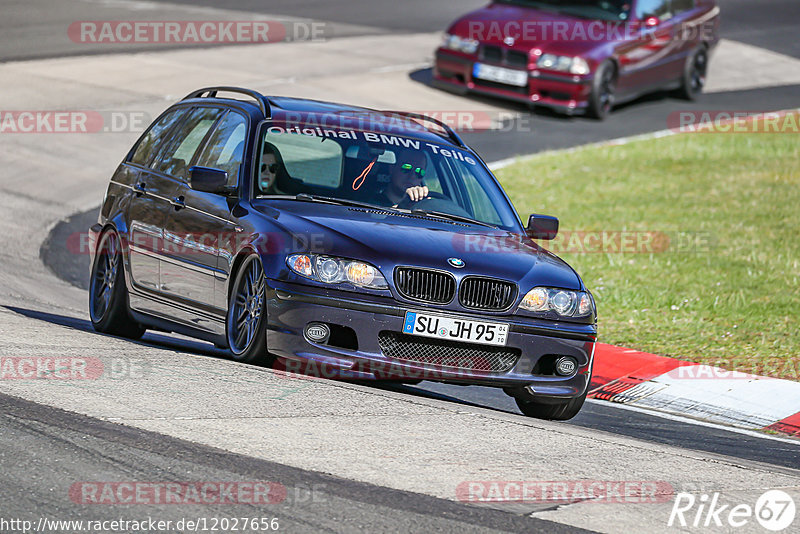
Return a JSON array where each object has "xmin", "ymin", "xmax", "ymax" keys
[
  {"xmin": 496, "ymin": 0, "xmax": 632, "ymax": 21},
  {"xmin": 253, "ymin": 124, "xmax": 522, "ymax": 230}
]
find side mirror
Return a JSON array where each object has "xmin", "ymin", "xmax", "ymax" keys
[
  {"xmin": 189, "ymin": 166, "xmax": 229, "ymax": 194},
  {"xmin": 526, "ymin": 214, "xmax": 559, "ymax": 240}
]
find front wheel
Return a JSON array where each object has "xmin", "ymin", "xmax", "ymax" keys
[
  {"xmin": 679, "ymin": 47, "xmax": 708, "ymax": 100},
  {"xmin": 514, "ymin": 390, "xmax": 588, "ymax": 421},
  {"xmin": 226, "ymin": 254, "xmax": 273, "ymax": 365},
  {"xmin": 88, "ymin": 230, "xmax": 145, "ymax": 339},
  {"xmin": 587, "ymin": 61, "xmax": 617, "ymax": 120}
]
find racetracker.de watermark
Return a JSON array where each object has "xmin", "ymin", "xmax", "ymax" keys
[
  {"xmin": 461, "ymin": 20, "xmax": 717, "ymax": 43},
  {"xmin": 68, "ymin": 20, "xmax": 328, "ymax": 44},
  {"xmin": 270, "ymin": 110, "xmax": 534, "ymax": 133},
  {"xmin": 0, "ymin": 357, "xmax": 149, "ymax": 380},
  {"xmin": 664, "ymin": 357, "xmax": 800, "ymax": 381},
  {"xmin": 668, "ymin": 110, "xmax": 800, "ymax": 134},
  {"xmin": 69, "ymin": 482, "xmax": 287, "ymax": 505},
  {"xmin": 0, "ymin": 111, "xmax": 149, "ymax": 134},
  {"xmin": 456, "ymin": 480, "xmax": 675, "ymax": 504},
  {"xmin": 453, "ymin": 231, "xmax": 715, "ymax": 255}
]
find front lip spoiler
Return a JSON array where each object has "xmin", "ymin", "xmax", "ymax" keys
[{"xmin": 272, "ymin": 282, "xmax": 596, "ymax": 342}]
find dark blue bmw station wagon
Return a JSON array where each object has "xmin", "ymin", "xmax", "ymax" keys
[{"xmin": 89, "ymin": 87, "xmax": 597, "ymax": 420}]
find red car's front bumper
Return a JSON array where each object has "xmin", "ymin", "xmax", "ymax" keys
[{"xmin": 433, "ymin": 48, "xmax": 594, "ymax": 114}]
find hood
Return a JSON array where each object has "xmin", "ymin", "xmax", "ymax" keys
[
  {"xmin": 448, "ymin": 2, "xmax": 620, "ymax": 55},
  {"xmin": 253, "ymin": 200, "xmax": 582, "ymax": 290}
]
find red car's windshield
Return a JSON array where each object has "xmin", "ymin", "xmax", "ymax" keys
[{"xmin": 495, "ymin": 0, "xmax": 632, "ymax": 21}]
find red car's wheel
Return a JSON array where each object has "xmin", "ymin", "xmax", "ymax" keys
[
  {"xmin": 679, "ymin": 46, "xmax": 708, "ymax": 100},
  {"xmin": 587, "ymin": 61, "xmax": 617, "ymax": 120}
]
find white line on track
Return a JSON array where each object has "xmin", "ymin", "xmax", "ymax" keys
[{"xmin": 586, "ymin": 399, "xmax": 800, "ymax": 446}]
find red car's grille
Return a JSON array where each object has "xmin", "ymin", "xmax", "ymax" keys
[{"xmin": 480, "ymin": 45, "xmax": 529, "ymax": 68}]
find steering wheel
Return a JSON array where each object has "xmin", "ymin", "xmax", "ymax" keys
[{"xmin": 396, "ymin": 190, "xmax": 449, "ymax": 210}]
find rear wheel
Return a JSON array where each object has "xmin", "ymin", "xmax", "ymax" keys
[
  {"xmin": 587, "ymin": 61, "xmax": 617, "ymax": 120},
  {"xmin": 679, "ymin": 46, "xmax": 708, "ymax": 100},
  {"xmin": 226, "ymin": 254, "xmax": 273, "ymax": 365},
  {"xmin": 89, "ymin": 230, "xmax": 145, "ymax": 339},
  {"xmin": 513, "ymin": 390, "xmax": 588, "ymax": 421}
]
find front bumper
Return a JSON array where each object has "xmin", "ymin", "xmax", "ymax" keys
[
  {"xmin": 266, "ymin": 280, "xmax": 596, "ymax": 399},
  {"xmin": 433, "ymin": 49, "xmax": 593, "ymax": 114}
]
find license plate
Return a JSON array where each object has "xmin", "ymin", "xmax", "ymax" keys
[
  {"xmin": 472, "ymin": 63, "xmax": 528, "ymax": 87},
  {"xmin": 402, "ymin": 311, "xmax": 509, "ymax": 346}
]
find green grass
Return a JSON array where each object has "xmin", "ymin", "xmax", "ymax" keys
[{"xmin": 496, "ymin": 125, "xmax": 800, "ymax": 380}]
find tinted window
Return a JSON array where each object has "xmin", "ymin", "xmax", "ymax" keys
[
  {"xmin": 156, "ymin": 108, "xmax": 223, "ymax": 181},
  {"xmin": 671, "ymin": 0, "xmax": 694, "ymax": 12},
  {"xmin": 262, "ymin": 131, "xmax": 343, "ymax": 189},
  {"xmin": 195, "ymin": 111, "xmax": 248, "ymax": 187},
  {"xmin": 255, "ymin": 126, "xmax": 519, "ymax": 230},
  {"xmin": 500, "ymin": 0, "xmax": 631, "ymax": 21},
  {"xmin": 130, "ymin": 109, "xmax": 183, "ymax": 167},
  {"xmin": 635, "ymin": 0, "xmax": 672, "ymax": 19}
]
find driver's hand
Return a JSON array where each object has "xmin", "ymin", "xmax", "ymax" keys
[{"xmin": 405, "ymin": 186, "xmax": 429, "ymax": 202}]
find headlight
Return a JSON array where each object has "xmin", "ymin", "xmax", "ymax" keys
[
  {"xmin": 537, "ymin": 54, "xmax": 591, "ymax": 75},
  {"xmin": 286, "ymin": 254, "xmax": 388, "ymax": 290},
  {"xmin": 442, "ymin": 33, "xmax": 479, "ymax": 55},
  {"xmin": 570, "ymin": 57, "xmax": 590, "ymax": 75},
  {"xmin": 520, "ymin": 287, "xmax": 595, "ymax": 319}
]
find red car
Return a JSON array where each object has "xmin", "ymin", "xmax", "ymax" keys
[{"xmin": 433, "ymin": 0, "xmax": 720, "ymax": 119}]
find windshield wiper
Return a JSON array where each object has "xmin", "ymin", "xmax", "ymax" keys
[
  {"xmin": 292, "ymin": 194, "xmax": 390, "ymax": 211},
  {"xmin": 409, "ymin": 208, "xmax": 498, "ymax": 229}
]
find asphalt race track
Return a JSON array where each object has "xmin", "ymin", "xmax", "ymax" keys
[{"xmin": 3, "ymin": 1, "xmax": 800, "ymax": 532}]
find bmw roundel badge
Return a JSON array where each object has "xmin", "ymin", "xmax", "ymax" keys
[{"xmin": 448, "ymin": 258, "xmax": 465, "ymax": 268}]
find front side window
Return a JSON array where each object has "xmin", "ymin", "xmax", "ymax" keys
[
  {"xmin": 254, "ymin": 125, "xmax": 520, "ymax": 230},
  {"xmin": 155, "ymin": 107, "xmax": 223, "ymax": 181},
  {"xmin": 635, "ymin": 0, "xmax": 672, "ymax": 20},
  {"xmin": 195, "ymin": 111, "xmax": 248, "ymax": 187},
  {"xmin": 671, "ymin": 0, "xmax": 694, "ymax": 13},
  {"xmin": 130, "ymin": 109, "xmax": 184, "ymax": 167}
]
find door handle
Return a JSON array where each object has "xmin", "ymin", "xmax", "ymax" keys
[
  {"xmin": 170, "ymin": 196, "xmax": 186, "ymax": 210},
  {"xmin": 133, "ymin": 182, "xmax": 147, "ymax": 196}
]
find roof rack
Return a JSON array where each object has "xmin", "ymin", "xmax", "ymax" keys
[
  {"xmin": 381, "ymin": 111, "xmax": 466, "ymax": 148},
  {"xmin": 182, "ymin": 87, "xmax": 271, "ymax": 119}
]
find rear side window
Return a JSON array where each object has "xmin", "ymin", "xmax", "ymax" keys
[
  {"xmin": 130, "ymin": 109, "xmax": 184, "ymax": 167},
  {"xmin": 155, "ymin": 107, "xmax": 223, "ymax": 181},
  {"xmin": 195, "ymin": 111, "xmax": 248, "ymax": 187}
]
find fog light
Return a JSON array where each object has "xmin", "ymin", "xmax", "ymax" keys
[
  {"xmin": 305, "ymin": 323, "xmax": 330, "ymax": 344},
  {"xmin": 555, "ymin": 356, "xmax": 578, "ymax": 376}
]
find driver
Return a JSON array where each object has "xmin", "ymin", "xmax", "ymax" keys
[{"xmin": 373, "ymin": 149, "xmax": 429, "ymax": 207}]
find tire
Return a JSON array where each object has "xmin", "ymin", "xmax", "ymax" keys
[
  {"xmin": 88, "ymin": 230, "xmax": 145, "ymax": 339},
  {"xmin": 514, "ymin": 390, "xmax": 588, "ymax": 421},
  {"xmin": 587, "ymin": 61, "xmax": 617, "ymax": 120},
  {"xmin": 679, "ymin": 46, "xmax": 708, "ymax": 100},
  {"xmin": 226, "ymin": 253, "xmax": 273, "ymax": 365}
]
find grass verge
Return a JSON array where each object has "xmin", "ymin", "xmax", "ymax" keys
[{"xmin": 496, "ymin": 120, "xmax": 799, "ymax": 380}]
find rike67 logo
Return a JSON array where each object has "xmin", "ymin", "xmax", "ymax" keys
[{"xmin": 669, "ymin": 490, "xmax": 796, "ymax": 531}]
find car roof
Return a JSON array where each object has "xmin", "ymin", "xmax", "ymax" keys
[{"xmin": 179, "ymin": 86, "xmax": 467, "ymax": 149}]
